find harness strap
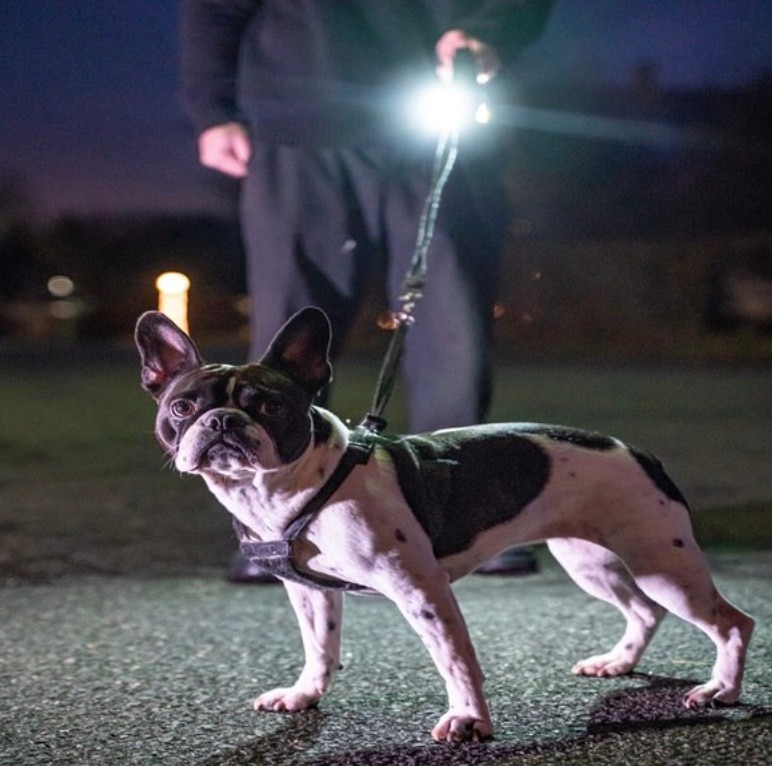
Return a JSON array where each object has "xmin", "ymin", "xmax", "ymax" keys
[{"xmin": 233, "ymin": 426, "xmax": 377, "ymax": 591}]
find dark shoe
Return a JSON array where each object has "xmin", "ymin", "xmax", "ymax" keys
[
  {"xmin": 475, "ymin": 547, "xmax": 540, "ymax": 576},
  {"xmin": 227, "ymin": 550, "xmax": 280, "ymax": 584}
]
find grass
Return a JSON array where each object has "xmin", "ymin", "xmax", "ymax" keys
[{"xmin": 690, "ymin": 503, "xmax": 772, "ymax": 549}]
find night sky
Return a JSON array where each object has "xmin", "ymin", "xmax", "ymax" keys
[{"xmin": 2, "ymin": 0, "xmax": 771, "ymax": 222}]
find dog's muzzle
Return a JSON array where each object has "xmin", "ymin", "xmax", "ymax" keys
[{"xmin": 175, "ymin": 408, "xmax": 265, "ymax": 474}]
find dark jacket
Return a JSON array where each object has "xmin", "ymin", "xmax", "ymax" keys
[{"xmin": 180, "ymin": 0, "xmax": 553, "ymax": 147}]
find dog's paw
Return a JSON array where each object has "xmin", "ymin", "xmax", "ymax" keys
[
  {"xmin": 253, "ymin": 686, "xmax": 321, "ymax": 713},
  {"xmin": 431, "ymin": 710, "xmax": 494, "ymax": 743},
  {"xmin": 683, "ymin": 680, "xmax": 740, "ymax": 708},
  {"xmin": 571, "ymin": 652, "xmax": 636, "ymax": 678}
]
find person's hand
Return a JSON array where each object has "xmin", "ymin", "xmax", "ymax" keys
[
  {"xmin": 435, "ymin": 30, "xmax": 500, "ymax": 85},
  {"xmin": 197, "ymin": 122, "xmax": 251, "ymax": 178}
]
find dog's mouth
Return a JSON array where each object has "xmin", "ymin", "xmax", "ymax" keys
[
  {"xmin": 202, "ymin": 437, "xmax": 254, "ymax": 468},
  {"xmin": 177, "ymin": 429, "xmax": 270, "ymax": 476}
]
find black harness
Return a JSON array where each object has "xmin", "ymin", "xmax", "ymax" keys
[
  {"xmin": 232, "ymin": 415, "xmax": 465, "ymax": 592},
  {"xmin": 232, "ymin": 424, "xmax": 379, "ymax": 592}
]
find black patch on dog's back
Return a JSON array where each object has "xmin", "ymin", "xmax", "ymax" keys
[
  {"xmin": 514, "ymin": 424, "xmax": 618, "ymax": 451},
  {"xmin": 381, "ymin": 427, "xmax": 551, "ymax": 559},
  {"xmin": 631, "ymin": 447, "xmax": 690, "ymax": 509}
]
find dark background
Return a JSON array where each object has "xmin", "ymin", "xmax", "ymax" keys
[{"xmin": 1, "ymin": 0, "xmax": 771, "ymax": 347}]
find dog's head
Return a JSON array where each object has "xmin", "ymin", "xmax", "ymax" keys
[{"xmin": 135, "ymin": 308, "xmax": 332, "ymax": 478}]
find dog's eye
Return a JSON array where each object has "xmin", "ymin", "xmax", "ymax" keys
[
  {"xmin": 170, "ymin": 399, "xmax": 196, "ymax": 419},
  {"xmin": 258, "ymin": 399, "xmax": 284, "ymax": 417}
]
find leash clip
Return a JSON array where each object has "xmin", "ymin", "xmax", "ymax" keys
[{"xmin": 358, "ymin": 413, "xmax": 388, "ymax": 434}]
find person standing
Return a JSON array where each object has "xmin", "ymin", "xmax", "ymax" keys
[{"xmin": 180, "ymin": 1, "xmax": 554, "ymax": 579}]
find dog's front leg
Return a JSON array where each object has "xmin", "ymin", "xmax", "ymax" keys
[
  {"xmin": 253, "ymin": 582, "xmax": 342, "ymax": 712},
  {"xmin": 388, "ymin": 576, "xmax": 492, "ymax": 743}
]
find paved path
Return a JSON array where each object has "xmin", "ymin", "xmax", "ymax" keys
[{"xmin": 1, "ymin": 553, "xmax": 770, "ymax": 765}]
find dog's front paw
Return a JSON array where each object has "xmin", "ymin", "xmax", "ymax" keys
[
  {"xmin": 253, "ymin": 686, "xmax": 322, "ymax": 713},
  {"xmin": 571, "ymin": 651, "xmax": 636, "ymax": 678},
  {"xmin": 431, "ymin": 710, "xmax": 493, "ymax": 743}
]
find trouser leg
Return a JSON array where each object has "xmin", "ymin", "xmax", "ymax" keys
[{"xmin": 240, "ymin": 144, "xmax": 370, "ymax": 362}]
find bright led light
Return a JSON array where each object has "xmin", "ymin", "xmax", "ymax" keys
[
  {"xmin": 475, "ymin": 102, "xmax": 491, "ymax": 124},
  {"xmin": 408, "ymin": 82, "xmax": 489, "ymax": 135}
]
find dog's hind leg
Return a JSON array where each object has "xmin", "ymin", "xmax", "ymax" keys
[
  {"xmin": 617, "ymin": 538, "xmax": 755, "ymax": 707},
  {"xmin": 680, "ymin": 592, "xmax": 755, "ymax": 707},
  {"xmin": 547, "ymin": 537, "xmax": 666, "ymax": 677}
]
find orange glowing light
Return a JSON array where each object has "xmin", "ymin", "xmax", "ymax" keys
[
  {"xmin": 155, "ymin": 272, "xmax": 190, "ymax": 333},
  {"xmin": 377, "ymin": 311, "xmax": 400, "ymax": 331}
]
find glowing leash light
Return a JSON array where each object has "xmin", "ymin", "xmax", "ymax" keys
[
  {"xmin": 156, "ymin": 271, "xmax": 191, "ymax": 333},
  {"xmin": 408, "ymin": 52, "xmax": 491, "ymax": 135}
]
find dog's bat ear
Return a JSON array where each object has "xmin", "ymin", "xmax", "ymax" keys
[
  {"xmin": 259, "ymin": 307, "xmax": 333, "ymax": 396},
  {"xmin": 135, "ymin": 311, "xmax": 204, "ymax": 399}
]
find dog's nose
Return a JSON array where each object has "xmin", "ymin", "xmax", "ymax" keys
[{"xmin": 204, "ymin": 412, "xmax": 244, "ymax": 432}]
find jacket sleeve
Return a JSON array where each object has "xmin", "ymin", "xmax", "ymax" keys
[
  {"xmin": 454, "ymin": 0, "xmax": 554, "ymax": 64},
  {"xmin": 180, "ymin": 0, "xmax": 261, "ymax": 135}
]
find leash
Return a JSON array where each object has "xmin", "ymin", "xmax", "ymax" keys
[
  {"xmin": 361, "ymin": 126, "xmax": 460, "ymax": 433},
  {"xmin": 362, "ymin": 49, "xmax": 480, "ymax": 432}
]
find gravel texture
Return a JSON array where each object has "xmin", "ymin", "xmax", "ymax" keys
[{"xmin": 1, "ymin": 556, "xmax": 770, "ymax": 765}]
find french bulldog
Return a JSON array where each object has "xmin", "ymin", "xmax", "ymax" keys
[{"xmin": 135, "ymin": 306, "xmax": 754, "ymax": 743}]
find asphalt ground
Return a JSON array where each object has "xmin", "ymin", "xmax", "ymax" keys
[
  {"xmin": 1, "ymin": 555, "xmax": 770, "ymax": 766},
  {"xmin": 1, "ymin": 347, "xmax": 771, "ymax": 764}
]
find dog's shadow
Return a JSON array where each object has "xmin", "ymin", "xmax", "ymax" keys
[
  {"xmin": 583, "ymin": 672, "xmax": 770, "ymax": 734},
  {"xmin": 193, "ymin": 708, "xmax": 329, "ymax": 766},
  {"xmin": 194, "ymin": 676, "xmax": 772, "ymax": 765}
]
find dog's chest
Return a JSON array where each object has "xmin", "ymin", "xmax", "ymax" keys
[{"xmin": 201, "ymin": 449, "xmax": 340, "ymax": 539}]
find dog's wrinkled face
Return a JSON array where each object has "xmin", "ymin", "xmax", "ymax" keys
[
  {"xmin": 135, "ymin": 308, "xmax": 332, "ymax": 478},
  {"xmin": 153, "ymin": 363, "xmax": 315, "ymax": 476}
]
